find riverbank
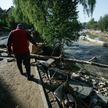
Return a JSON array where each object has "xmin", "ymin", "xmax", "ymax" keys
[{"xmin": 86, "ymin": 29, "xmax": 108, "ymax": 40}]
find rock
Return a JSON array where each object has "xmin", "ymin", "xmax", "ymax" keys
[
  {"xmin": 1, "ymin": 52, "xmax": 8, "ymax": 56},
  {"xmin": 99, "ymin": 85, "xmax": 104, "ymax": 88},
  {"xmin": 98, "ymin": 82, "xmax": 105, "ymax": 85},
  {"xmin": 70, "ymin": 73, "xmax": 80, "ymax": 79},
  {"xmin": 103, "ymin": 88, "xmax": 107, "ymax": 92},
  {"xmin": 92, "ymin": 79, "xmax": 96, "ymax": 83},
  {"xmin": 85, "ymin": 76, "xmax": 90, "ymax": 80}
]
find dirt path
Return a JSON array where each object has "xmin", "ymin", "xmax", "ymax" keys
[{"xmin": 0, "ymin": 58, "xmax": 45, "ymax": 108}]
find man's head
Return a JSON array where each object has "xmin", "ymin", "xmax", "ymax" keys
[{"xmin": 17, "ymin": 24, "xmax": 24, "ymax": 29}]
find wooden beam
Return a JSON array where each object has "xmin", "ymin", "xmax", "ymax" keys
[
  {"xmin": 64, "ymin": 58, "xmax": 108, "ymax": 68},
  {"xmin": 30, "ymin": 54, "xmax": 60, "ymax": 60}
]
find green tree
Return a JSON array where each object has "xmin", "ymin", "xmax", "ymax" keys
[
  {"xmin": 12, "ymin": 0, "xmax": 96, "ymax": 54},
  {"xmin": 87, "ymin": 18, "xmax": 98, "ymax": 29},
  {"xmin": 98, "ymin": 16, "xmax": 104, "ymax": 31},
  {"xmin": 0, "ymin": 7, "xmax": 8, "ymax": 27},
  {"xmin": 102, "ymin": 14, "xmax": 108, "ymax": 31},
  {"xmin": 98, "ymin": 14, "xmax": 108, "ymax": 32},
  {"xmin": 6, "ymin": 15, "xmax": 17, "ymax": 30}
]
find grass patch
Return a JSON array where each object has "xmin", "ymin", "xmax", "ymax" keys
[{"xmin": 67, "ymin": 62, "xmax": 81, "ymax": 71}]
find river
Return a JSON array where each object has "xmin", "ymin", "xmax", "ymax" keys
[
  {"xmin": 63, "ymin": 33, "xmax": 108, "ymax": 79},
  {"xmin": 0, "ymin": 35, "xmax": 8, "ymax": 46}
]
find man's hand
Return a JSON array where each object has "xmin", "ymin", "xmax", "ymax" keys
[{"xmin": 37, "ymin": 41, "xmax": 46, "ymax": 47}]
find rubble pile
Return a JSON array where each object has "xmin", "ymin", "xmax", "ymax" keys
[{"xmin": 37, "ymin": 58, "xmax": 108, "ymax": 108}]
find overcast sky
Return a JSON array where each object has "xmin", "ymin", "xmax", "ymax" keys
[{"xmin": 1, "ymin": 0, "xmax": 108, "ymax": 23}]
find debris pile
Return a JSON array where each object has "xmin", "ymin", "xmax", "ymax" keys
[{"xmin": 37, "ymin": 58, "xmax": 108, "ymax": 108}]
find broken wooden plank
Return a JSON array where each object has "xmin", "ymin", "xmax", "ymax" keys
[{"xmin": 42, "ymin": 58, "xmax": 55, "ymax": 67}]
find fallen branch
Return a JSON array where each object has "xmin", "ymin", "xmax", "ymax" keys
[
  {"xmin": 88, "ymin": 56, "xmax": 101, "ymax": 62},
  {"xmin": 1, "ymin": 48, "xmax": 108, "ymax": 68},
  {"xmin": 64, "ymin": 58, "xmax": 108, "ymax": 68}
]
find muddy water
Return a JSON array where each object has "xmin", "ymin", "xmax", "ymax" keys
[{"xmin": 63, "ymin": 34, "xmax": 108, "ymax": 79}]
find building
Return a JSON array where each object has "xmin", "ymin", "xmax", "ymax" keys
[{"xmin": 6, "ymin": 7, "xmax": 13, "ymax": 15}]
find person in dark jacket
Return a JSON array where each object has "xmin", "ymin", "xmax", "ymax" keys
[{"xmin": 7, "ymin": 24, "xmax": 38, "ymax": 80}]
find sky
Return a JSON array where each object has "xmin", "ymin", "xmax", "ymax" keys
[
  {"xmin": 77, "ymin": 0, "xmax": 108, "ymax": 23},
  {"xmin": 0, "ymin": 0, "xmax": 108, "ymax": 23}
]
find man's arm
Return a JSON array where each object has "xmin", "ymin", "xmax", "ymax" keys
[
  {"xmin": 26, "ymin": 31, "xmax": 38, "ymax": 47},
  {"xmin": 7, "ymin": 31, "xmax": 13, "ymax": 55}
]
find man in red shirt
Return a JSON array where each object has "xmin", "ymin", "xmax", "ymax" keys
[{"xmin": 7, "ymin": 24, "xmax": 38, "ymax": 80}]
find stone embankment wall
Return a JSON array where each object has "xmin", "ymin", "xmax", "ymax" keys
[
  {"xmin": 80, "ymin": 36, "xmax": 108, "ymax": 47},
  {"xmin": 86, "ymin": 29, "xmax": 108, "ymax": 40}
]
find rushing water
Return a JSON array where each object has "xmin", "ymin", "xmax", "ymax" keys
[
  {"xmin": 63, "ymin": 33, "xmax": 108, "ymax": 79},
  {"xmin": 64, "ymin": 35, "xmax": 108, "ymax": 65},
  {"xmin": 0, "ymin": 35, "xmax": 8, "ymax": 45}
]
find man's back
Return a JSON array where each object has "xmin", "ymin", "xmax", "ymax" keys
[{"xmin": 11, "ymin": 29, "xmax": 29, "ymax": 54}]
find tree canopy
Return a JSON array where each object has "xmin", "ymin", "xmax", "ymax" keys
[
  {"xmin": 86, "ymin": 18, "xmax": 98, "ymax": 29},
  {"xmin": 98, "ymin": 14, "xmax": 108, "ymax": 32}
]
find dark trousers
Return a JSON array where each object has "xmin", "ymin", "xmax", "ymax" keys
[{"xmin": 14, "ymin": 52, "xmax": 30, "ymax": 77}]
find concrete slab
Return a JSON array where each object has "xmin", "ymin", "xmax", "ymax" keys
[{"xmin": 67, "ymin": 80, "xmax": 93, "ymax": 99}]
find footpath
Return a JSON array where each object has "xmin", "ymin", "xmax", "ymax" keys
[{"xmin": 0, "ymin": 57, "xmax": 48, "ymax": 108}]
